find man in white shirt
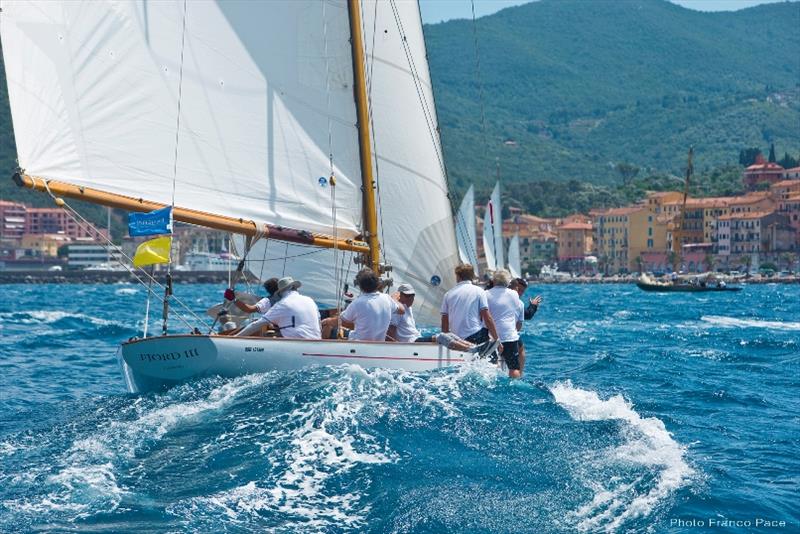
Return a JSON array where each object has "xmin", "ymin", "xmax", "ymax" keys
[
  {"xmin": 322, "ymin": 268, "xmax": 402, "ymax": 341},
  {"xmin": 486, "ymin": 269, "xmax": 524, "ymax": 378},
  {"xmin": 440, "ymin": 263, "xmax": 499, "ymax": 346},
  {"xmin": 262, "ymin": 276, "xmax": 321, "ymax": 339},
  {"xmin": 387, "ymin": 283, "xmax": 421, "ymax": 342},
  {"xmin": 228, "ymin": 277, "xmax": 280, "ymax": 337},
  {"xmin": 508, "ymin": 277, "xmax": 543, "ymax": 373}
]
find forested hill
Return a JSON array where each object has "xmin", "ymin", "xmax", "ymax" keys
[
  {"xmin": 1, "ymin": 0, "xmax": 799, "ymax": 214},
  {"xmin": 424, "ymin": 0, "xmax": 800, "ymax": 192}
]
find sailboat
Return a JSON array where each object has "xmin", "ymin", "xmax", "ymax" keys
[
  {"xmin": 482, "ymin": 181, "xmax": 504, "ymax": 273},
  {"xmin": 455, "ymin": 185, "xmax": 479, "ymax": 268},
  {"xmin": 508, "ymin": 233, "xmax": 521, "ymax": 279},
  {"xmin": 2, "ymin": 0, "xmax": 478, "ymax": 392}
]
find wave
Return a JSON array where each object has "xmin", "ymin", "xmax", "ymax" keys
[
  {"xmin": 114, "ymin": 287, "xmax": 139, "ymax": 296},
  {"xmin": 550, "ymin": 381, "xmax": 693, "ymax": 533},
  {"xmin": 701, "ymin": 315, "xmax": 800, "ymax": 331},
  {"xmin": 168, "ymin": 363, "xmax": 498, "ymax": 531}
]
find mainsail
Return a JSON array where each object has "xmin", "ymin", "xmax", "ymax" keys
[
  {"xmin": 1, "ymin": 0, "xmax": 363, "ymax": 238},
  {"xmin": 1, "ymin": 0, "xmax": 460, "ymax": 327},
  {"xmin": 508, "ymin": 233, "xmax": 521, "ymax": 279},
  {"xmin": 455, "ymin": 185, "xmax": 479, "ymax": 267}
]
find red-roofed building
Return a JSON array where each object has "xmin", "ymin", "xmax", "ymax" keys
[
  {"xmin": 743, "ymin": 155, "xmax": 784, "ymax": 190},
  {"xmin": 556, "ymin": 219, "xmax": 593, "ymax": 268},
  {"xmin": 783, "ymin": 167, "xmax": 800, "ymax": 180}
]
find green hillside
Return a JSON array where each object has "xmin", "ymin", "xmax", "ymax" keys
[
  {"xmin": 425, "ymin": 0, "xmax": 800, "ymax": 191},
  {"xmin": 1, "ymin": 0, "xmax": 799, "ymax": 220}
]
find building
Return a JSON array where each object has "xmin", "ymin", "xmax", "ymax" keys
[
  {"xmin": 25, "ymin": 207, "xmax": 101, "ymax": 239},
  {"xmin": 783, "ymin": 167, "xmax": 800, "ymax": 180},
  {"xmin": 0, "ymin": 200, "xmax": 27, "ymax": 241},
  {"xmin": 67, "ymin": 241, "xmax": 122, "ymax": 268},
  {"xmin": 20, "ymin": 233, "xmax": 71, "ymax": 258},
  {"xmin": 776, "ymin": 191, "xmax": 800, "ymax": 247},
  {"xmin": 770, "ymin": 180, "xmax": 800, "ymax": 202},
  {"xmin": 717, "ymin": 211, "xmax": 793, "ymax": 268},
  {"xmin": 593, "ymin": 206, "xmax": 642, "ymax": 273},
  {"xmin": 743, "ymin": 156, "xmax": 784, "ymax": 190},
  {"xmin": 556, "ymin": 220, "xmax": 593, "ymax": 271}
]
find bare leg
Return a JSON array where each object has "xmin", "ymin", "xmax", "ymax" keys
[
  {"xmin": 518, "ymin": 343, "xmax": 526, "ymax": 373},
  {"xmin": 235, "ymin": 318, "xmax": 268, "ymax": 337}
]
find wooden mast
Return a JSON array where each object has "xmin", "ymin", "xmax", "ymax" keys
[
  {"xmin": 347, "ymin": 0, "xmax": 381, "ymax": 274},
  {"xmin": 14, "ymin": 172, "xmax": 370, "ymax": 254},
  {"xmin": 672, "ymin": 146, "xmax": 693, "ymax": 272}
]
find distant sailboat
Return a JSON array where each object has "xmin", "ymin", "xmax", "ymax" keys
[
  {"xmin": 2, "ymin": 0, "xmax": 478, "ymax": 392},
  {"xmin": 508, "ymin": 233, "xmax": 521, "ymax": 279},
  {"xmin": 455, "ymin": 185, "xmax": 479, "ymax": 268},
  {"xmin": 482, "ymin": 181, "xmax": 503, "ymax": 273}
]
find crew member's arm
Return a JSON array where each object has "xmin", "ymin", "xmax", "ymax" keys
[
  {"xmin": 386, "ymin": 325, "xmax": 398, "ymax": 341},
  {"xmin": 224, "ymin": 288, "xmax": 260, "ymax": 314},
  {"xmin": 480, "ymin": 308, "xmax": 500, "ymax": 341},
  {"xmin": 524, "ymin": 295, "xmax": 542, "ymax": 321}
]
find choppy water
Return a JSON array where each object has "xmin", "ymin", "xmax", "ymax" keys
[{"xmin": 0, "ymin": 283, "xmax": 797, "ymax": 533}]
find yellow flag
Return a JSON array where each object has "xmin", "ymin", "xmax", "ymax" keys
[{"xmin": 133, "ymin": 236, "xmax": 172, "ymax": 268}]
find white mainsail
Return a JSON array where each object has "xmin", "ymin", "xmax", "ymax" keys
[
  {"xmin": 508, "ymin": 233, "xmax": 521, "ymax": 279},
  {"xmin": 3, "ymin": 0, "xmax": 460, "ymax": 326},
  {"xmin": 455, "ymin": 185, "xmax": 479, "ymax": 268},
  {"xmin": 1, "ymin": 0, "xmax": 363, "ymax": 237}
]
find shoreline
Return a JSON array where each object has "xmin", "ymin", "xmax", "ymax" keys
[{"xmin": 0, "ymin": 271, "xmax": 797, "ymax": 285}]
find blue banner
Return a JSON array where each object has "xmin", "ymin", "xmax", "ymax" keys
[{"xmin": 128, "ymin": 207, "xmax": 172, "ymax": 237}]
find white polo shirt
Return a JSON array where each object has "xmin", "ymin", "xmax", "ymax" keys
[
  {"xmin": 440, "ymin": 280, "xmax": 488, "ymax": 339},
  {"xmin": 255, "ymin": 297, "xmax": 273, "ymax": 317},
  {"xmin": 264, "ymin": 290, "xmax": 321, "ymax": 339},
  {"xmin": 486, "ymin": 286, "xmax": 523, "ymax": 342},
  {"xmin": 389, "ymin": 305, "xmax": 420, "ymax": 342},
  {"xmin": 340, "ymin": 292, "xmax": 399, "ymax": 341}
]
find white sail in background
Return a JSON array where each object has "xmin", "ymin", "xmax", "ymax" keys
[
  {"xmin": 492, "ymin": 182, "xmax": 505, "ymax": 271},
  {"xmin": 508, "ymin": 233, "xmax": 521, "ymax": 279},
  {"xmin": 1, "ymin": 1, "xmax": 363, "ymax": 237},
  {"xmin": 482, "ymin": 181, "xmax": 503, "ymax": 272},
  {"xmin": 360, "ymin": 0, "xmax": 459, "ymax": 325},
  {"xmin": 455, "ymin": 185, "xmax": 478, "ymax": 268}
]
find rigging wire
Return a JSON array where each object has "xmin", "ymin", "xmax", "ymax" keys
[
  {"xmin": 470, "ymin": 0, "xmax": 492, "ymax": 185},
  {"xmin": 35, "ymin": 178, "xmax": 207, "ymax": 330}
]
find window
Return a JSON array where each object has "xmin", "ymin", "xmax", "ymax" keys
[{"xmin": 647, "ymin": 239, "xmax": 653, "ymax": 248}]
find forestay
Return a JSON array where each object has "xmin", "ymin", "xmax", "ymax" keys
[{"xmin": 0, "ymin": 0, "xmax": 363, "ymax": 237}]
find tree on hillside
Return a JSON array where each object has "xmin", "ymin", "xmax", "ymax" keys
[
  {"xmin": 778, "ymin": 152, "xmax": 799, "ymax": 169},
  {"xmin": 768, "ymin": 143, "xmax": 776, "ymax": 163},
  {"xmin": 738, "ymin": 148, "xmax": 762, "ymax": 167},
  {"xmin": 615, "ymin": 162, "xmax": 639, "ymax": 186}
]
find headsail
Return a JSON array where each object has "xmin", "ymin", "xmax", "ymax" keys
[
  {"xmin": 455, "ymin": 185, "xmax": 479, "ymax": 268},
  {"xmin": 1, "ymin": 0, "xmax": 363, "ymax": 238},
  {"xmin": 360, "ymin": 0, "xmax": 459, "ymax": 325},
  {"xmin": 508, "ymin": 233, "xmax": 521, "ymax": 279}
]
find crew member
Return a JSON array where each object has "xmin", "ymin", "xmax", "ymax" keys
[
  {"xmin": 440, "ymin": 263, "xmax": 499, "ymax": 346},
  {"xmin": 387, "ymin": 283, "xmax": 421, "ymax": 342},
  {"xmin": 321, "ymin": 268, "xmax": 402, "ymax": 341},
  {"xmin": 227, "ymin": 277, "xmax": 281, "ymax": 337},
  {"xmin": 509, "ymin": 277, "xmax": 543, "ymax": 373},
  {"xmin": 261, "ymin": 276, "xmax": 321, "ymax": 339},
  {"xmin": 487, "ymin": 269, "xmax": 524, "ymax": 378}
]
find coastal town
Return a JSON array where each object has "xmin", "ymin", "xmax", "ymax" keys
[{"xmin": 2, "ymin": 157, "xmax": 799, "ymax": 279}]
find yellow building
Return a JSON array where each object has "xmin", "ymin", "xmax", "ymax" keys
[
  {"xmin": 20, "ymin": 233, "xmax": 71, "ymax": 258},
  {"xmin": 593, "ymin": 206, "xmax": 643, "ymax": 273}
]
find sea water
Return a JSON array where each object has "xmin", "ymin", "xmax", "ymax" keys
[{"xmin": 0, "ymin": 283, "xmax": 797, "ymax": 533}]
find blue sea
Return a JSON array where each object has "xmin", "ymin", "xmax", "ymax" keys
[{"xmin": 0, "ymin": 283, "xmax": 797, "ymax": 533}]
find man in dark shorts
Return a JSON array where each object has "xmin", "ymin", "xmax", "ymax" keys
[{"xmin": 509, "ymin": 277, "xmax": 543, "ymax": 373}]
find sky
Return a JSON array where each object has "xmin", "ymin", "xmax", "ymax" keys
[{"xmin": 419, "ymin": 0, "xmax": 786, "ymax": 24}]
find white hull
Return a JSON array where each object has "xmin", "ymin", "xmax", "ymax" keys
[{"xmin": 119, "ymin": 335, "xmax": 476, "ymax": 393}]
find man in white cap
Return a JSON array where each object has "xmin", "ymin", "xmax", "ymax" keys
[
  {"xmin": 260, "ymin": 276, "xmax": 321, "ymax": 339},
  {"xmin": 387, "ymin": 283, "xmax": 421, "ymax": 342}
]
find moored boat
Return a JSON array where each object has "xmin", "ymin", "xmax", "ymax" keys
[{"xmin": 636, "ymin": 273, "xmax": 742, "ymax": 292}]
